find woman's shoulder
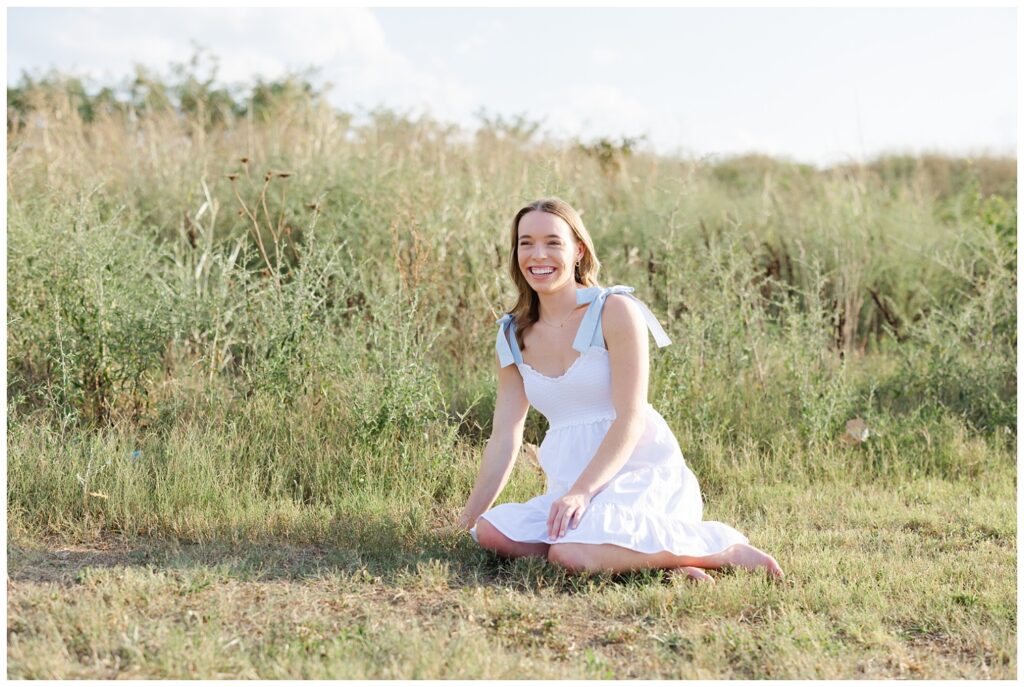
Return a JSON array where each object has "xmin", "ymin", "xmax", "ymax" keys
[
  {"xmin": 600, "ymin": 290, "xmax": 647, "ymax": 335},
  {"xmin": 591, "ymin": 285, "xmax": 672, "ymax": 350}
]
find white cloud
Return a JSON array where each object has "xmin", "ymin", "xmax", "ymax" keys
[
  {"xmin": 589, "ymin": 47, "xmax": 623, "ymax": 67},
  {"xmin": 9, "ymin": 7, "xmax": 477, "ymax": 125},
  {"xmin": 455, "ymin": 35, "xmax": 487, "ymax": 56},
  {"xmin": 8, "ymin": 7, "xmax": 1013, "ymax": 165},
  {"xmin": 541, "ymin": 84, "xmax": 652, "ymax": 143}
]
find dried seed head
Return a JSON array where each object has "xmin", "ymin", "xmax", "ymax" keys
[
  {"xmin": 240, "ymin": 156, "xmax": 250, "ymax": 164},
  {"xmin": 264, "ymin": 171, "xmax": 272, "ymax": 182},
  {"xmin": 237, "ymin": 209, "xmax": 244, "ymax": 216},
  {"xmin": 226, "ymin": 173, "xmax": 239, "ymax": 181},
  {"xmin": 305, "ymin": 202, "xmax": 320, "ymax": 211},
  {"xmin": 276, "ymin": 171, "xmax": 292, "ymax": 179}
]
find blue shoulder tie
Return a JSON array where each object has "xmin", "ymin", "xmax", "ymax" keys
[
  {"xmin": 572, "ymin": 285, "xmax": 672, "ymax": 354},
  {"xmin": 496, "ymin": 285, "xmax": 670, "ymax": 366},
  {"xmin": 495, "ymin": 313, "xmax": 523, "ymax": 367}
]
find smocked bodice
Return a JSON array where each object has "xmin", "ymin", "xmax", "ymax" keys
[{"xmin": 495, "ymin": 285, "xmax": 671, "ymax": 430}]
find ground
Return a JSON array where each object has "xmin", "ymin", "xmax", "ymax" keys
[{"xmin": 7, "ymin": 476, "xmax": 1016, "ymax": 679}]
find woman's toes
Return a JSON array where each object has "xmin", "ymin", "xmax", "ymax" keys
[
  {"xmin": 725, "ymin": 544, "xmax": 784, "ymax": 578},
  {"xmin": 677, "ymin": 566, "xmax": 715, "ymax": 583},
  {"xmin": 754, "ymin": 549, "xmax": 784, "ymax": 579},
  {"xmin": 757, "ymin": 553, "xmax": 784, "ymax": 580}
]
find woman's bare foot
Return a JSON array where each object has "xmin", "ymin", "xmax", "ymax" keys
[
  {"xmin": 720, "ymin": 544, "xmax": 784, "ymax": 578},
  {"xmin": 676, "ymin": 565, "xmax": 715, "ymax": 583}
]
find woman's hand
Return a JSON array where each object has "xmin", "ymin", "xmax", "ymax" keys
[
  {"xmin": 547, "ymin": 491, "xmax": 591, "ymax": 539},
  {"xmin": 455, "ymin": 509, "xmax": 476, "ymax": 532}
]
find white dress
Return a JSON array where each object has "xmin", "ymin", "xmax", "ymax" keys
[{"xmin": 471, "ymin": 284, "xmax": 749, "ymax": 556}]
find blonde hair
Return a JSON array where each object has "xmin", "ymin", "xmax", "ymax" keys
[{"xmin": 507, "ymin": 197, "xmax": 601, "ymax": 350}]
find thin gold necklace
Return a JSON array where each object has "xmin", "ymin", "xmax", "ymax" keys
[{"xmin": 538, "ymin": 306, "xmax": 581, "ymax": 329}]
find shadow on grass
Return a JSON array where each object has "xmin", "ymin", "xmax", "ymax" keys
[{"xmin": 8, "ymin": 518, "xmax": 720, "ymax": 596}]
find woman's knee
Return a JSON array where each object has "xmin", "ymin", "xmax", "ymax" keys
[
  {"xmin": 547, "ymin": 544, "xmax": 591, "ymax": 572},
  {"xmin": 475, "ymin": 518, "xmax": 550, "ymax": 558},
  {"xmin": 475, "ymin": 518, "xmax": 510, "ymax": 552}
]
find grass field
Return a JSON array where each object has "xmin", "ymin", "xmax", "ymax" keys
[
  {"xmin": 6, "ymin": 69, "xmax": 1017, "ymax": 678},
  {"xmin": 8, "ymin": 474, "xmax": 1015, "ymax": 679}
]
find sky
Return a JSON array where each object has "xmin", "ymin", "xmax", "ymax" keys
[{"xmin": 6, "ymin": 6, "xmax": 1017, "ymax": 166}]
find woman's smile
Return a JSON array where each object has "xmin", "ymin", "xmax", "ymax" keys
[{"xmin": 528, "ymin": 265, "xmax": 558, "ymax": 280}]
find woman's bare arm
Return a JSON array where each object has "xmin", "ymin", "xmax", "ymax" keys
[
  {"xmin": 456, "ymin": 349, "xmax": 530, "ymax": 530},
  {"xmin": 547, "ymin": 295, "xmax": 649, "ymax": 538}
]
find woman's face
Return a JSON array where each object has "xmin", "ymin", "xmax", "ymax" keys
[{"xmin": 517, "ymin": 210, "xmax": 583, "ymax": 292}]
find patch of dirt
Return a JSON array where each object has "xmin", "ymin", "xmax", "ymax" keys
[
  {"xmin": 6, "ymin": 534, "xmax": 343, "ymax": 588},
  {"xmin": 8, "ymin": 535, "xmax": 155, "ymax": 585}
]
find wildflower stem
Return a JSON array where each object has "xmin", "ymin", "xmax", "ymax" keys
[
  {"xmin": 259, "ymin": 177, "xmax": 281, "ymax": 277},
  {"xmin": 230, "ymin": 180, "xmax": 279, "ymax": 291}
]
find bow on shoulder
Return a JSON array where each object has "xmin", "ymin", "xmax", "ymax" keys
[
  {"xmin": 495, "ymin": 313, "xmax": 520, "ymax": 368},
  {"xmin": 572, "ymin": 285, "xmax": 672, "ymax": 354},
  {"xmin": 495, "ymin": 285, "xmax": 671, "ymax": 368}
]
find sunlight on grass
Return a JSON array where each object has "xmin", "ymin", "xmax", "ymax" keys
[{"xmin": 6, "ymin": 68, "xmax": 1015, "ymax": 679}]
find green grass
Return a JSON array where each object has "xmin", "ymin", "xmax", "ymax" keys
[
  {"xmin": 8, "ymin": 469, "xmax": 1015, "ymax": 679},
  {"xmin": 6, "ymin": 70, "xmax": 1016, "ymax": 678}
]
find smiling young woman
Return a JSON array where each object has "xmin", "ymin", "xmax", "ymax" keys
[{"xmin": 456, "ymin": 197, "xmax": 783, "ymax": 581}]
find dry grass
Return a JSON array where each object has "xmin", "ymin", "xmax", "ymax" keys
[
  {"xmin": 6, "ymin": 71, "xmax": 1016, "ymax": 679},
  {"xmin": 8, "ymin": 472, "xmax": 1015, "ymax": 679}
]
